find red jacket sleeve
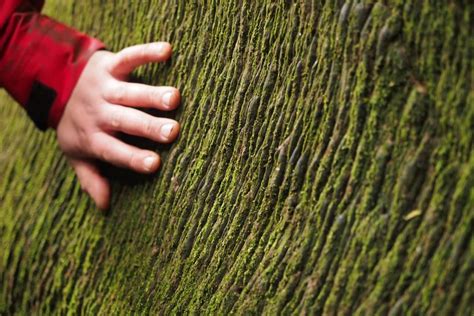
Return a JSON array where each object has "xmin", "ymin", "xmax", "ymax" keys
[{"xmin": 0, "ymin": 0, "xmax": 105, "ymax": 130}]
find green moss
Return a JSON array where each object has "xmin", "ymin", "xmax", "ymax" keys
[{"xmin": 0, "ymin": 0, "xmax": 472, "ymax": 314}]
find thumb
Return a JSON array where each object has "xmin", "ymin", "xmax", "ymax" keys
[{"xmin": 71, "ymin": 158, "xmax": 111, "ymax": 211}]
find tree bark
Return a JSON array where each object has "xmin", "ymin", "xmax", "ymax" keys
[{"xmin": 0, "ymin": 0, "xmax": 472, "ymax": 314}]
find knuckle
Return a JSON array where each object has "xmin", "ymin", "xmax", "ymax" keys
[
  {"xmin": 128, "ymin": 151, "xmax": 137, "ymax": 169},
  {"xmin": 140, "ymin": 44, "xmax": 152, "ymax": 58},
  {"xmin": 144, "ymin": 118, "xmax": 157, "ymax": 136},
  {"xmin": 90, "ymin": 136, "xmax": 108, "ymax": 161},
  {"xmin": 97, "ymin": 105, "xmax": 111, "ymax": 127},
  {"xmin": 109, "ymin": 110, "xmax": 122, "ymax": 129},
  {"xmin": 148, "ymin": 88, "xmax": 161, "ymax": 105},
  {"xmin": 105, "ymin": 82, "xmax": 126, "ymax": 103},
  {"xmin": 99, "ymin": 145, "xmax": 111, "ymax": 162}
]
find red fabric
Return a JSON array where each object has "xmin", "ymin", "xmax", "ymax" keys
[{"xmin": 0, "ymin": 0, "xmax": 105, "ymax": 129}]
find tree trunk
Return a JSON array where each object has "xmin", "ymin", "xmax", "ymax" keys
[{"xmin": 1, "ymin": 0, "xmax": 472, "ymax": 314}]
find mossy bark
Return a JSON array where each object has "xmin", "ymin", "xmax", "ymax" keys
[{"xmin": 0, "ymin": 0, "xmax": 473, "ymax": 314}]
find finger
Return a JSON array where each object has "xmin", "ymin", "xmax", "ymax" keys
[
  {"xmin": 71, "ymin": 159, "xmax": 111, "ymax": 210},
  {"xmin": 90, "ymin": 133, "xmax": 161, "ymax": 173},
  {"xmin": 110, "ymin": 42, "xmax": 172, "ymax": 77},
  {"xmin": 103, "ymin": 105, "xmax": 180, "ymax": 143},
  {"xmin": 104, "ymin": 81, "xmax": 180, "ymax": 110}
]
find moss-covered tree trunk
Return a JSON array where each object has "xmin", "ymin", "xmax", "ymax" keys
[{"xmin": 1, "ymin": 0, "xmax": 472, "ymax": 314}]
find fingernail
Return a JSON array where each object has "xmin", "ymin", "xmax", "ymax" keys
[
  {"xmin": 156, "ymin": 42, "xmax": 166, "ymax": 53},
  {"xmin": 144, "ymin": 156, "xmax": 157, "ymax": 171},
  {"xmin": 161, "ymin": 123, "xmax": 174, "ymax": 139},
  {"xmin": 162, "ymin": 91, "xmax": 173, "ymax": 107}
]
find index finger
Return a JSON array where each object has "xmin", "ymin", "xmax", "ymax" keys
[{"xmin": 110, "ymin": 42, "xmax": 172, "ymax": 78}]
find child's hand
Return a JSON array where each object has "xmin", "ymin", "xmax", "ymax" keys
[{"xmin": 56, "ymin": 42, "xmax": 181, "ymax": 210}]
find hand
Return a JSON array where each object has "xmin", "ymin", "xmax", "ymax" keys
[{"xmin": 56, "ymin": 42, "xmax": 181, "ymax": 210}]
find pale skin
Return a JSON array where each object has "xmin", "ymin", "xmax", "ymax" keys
[{"xmin": 57, "ymin": 42, "xmax": 180, "ymax": 210}]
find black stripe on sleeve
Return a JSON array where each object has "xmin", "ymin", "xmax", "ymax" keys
[{"xmin": 25, "ymin": 80, "xmax": 57, "ymax": 131}]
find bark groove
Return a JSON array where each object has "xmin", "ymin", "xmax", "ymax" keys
[{"xmin": 0, "ymin": 0, "xmax": 472, "ymax": 314}]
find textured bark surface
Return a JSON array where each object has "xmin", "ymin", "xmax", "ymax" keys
[{"xmin": 0, "ymin": 1, "xmax": 473, "ymax": 314}]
